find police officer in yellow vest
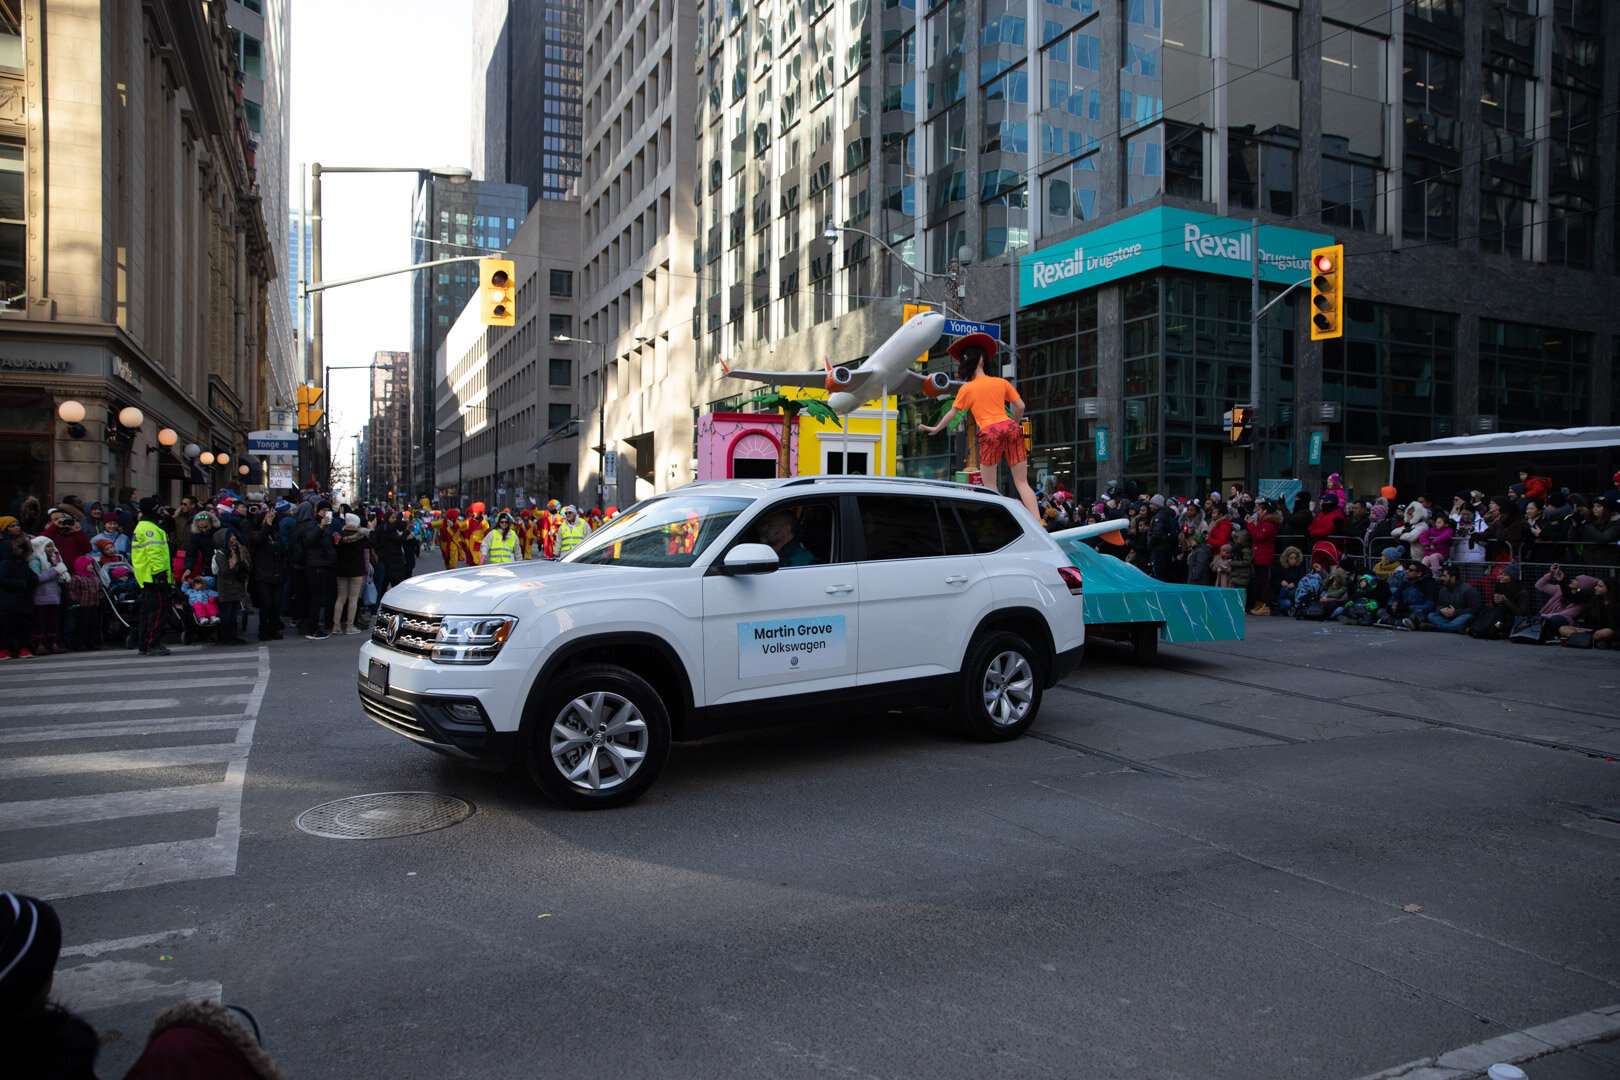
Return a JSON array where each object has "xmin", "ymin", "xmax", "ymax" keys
[
  {"xmin": 556, "ymin": 504, "xmax": 590, "ymax": 557},
  {"xmin": 481, "ymin": 512, "xmax": 521, "ymax": 564},
  {"xmin": 131, "ymin": 496, "xmax": 173, "ymax": 656}
]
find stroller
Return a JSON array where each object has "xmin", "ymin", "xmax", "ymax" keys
[{"xmin": 96, "ymin": 557, "xmax": 142, "ymax": 648}]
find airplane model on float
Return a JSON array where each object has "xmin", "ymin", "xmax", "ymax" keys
[{"xmin": 721, "ymin": 309, "xmax": 954, "ymax": 418}]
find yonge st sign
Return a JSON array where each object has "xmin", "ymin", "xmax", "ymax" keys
[{"xmin": 1021, "ymin": 207, "xmax": 1333, "ymax": 303}]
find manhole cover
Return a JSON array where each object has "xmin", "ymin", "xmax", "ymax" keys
[{"xmin": 295, "ymin": 792, "xmax": 474, "ymax": 839}]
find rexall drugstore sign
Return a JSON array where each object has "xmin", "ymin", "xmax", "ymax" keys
[{"xmin": 1021, "ymin": 207, "xmax": 1333, "ymax": 304}]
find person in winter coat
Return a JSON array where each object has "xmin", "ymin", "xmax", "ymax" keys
[
  {"xmin": 1395, "ymin": 504, "xmax": 1431, "ymax": 562},
  {"xmin": 1535, "ymin": 566, "xmax": 1600, "ymax": 637},
  {"xmin": 332, "ymin": 513, "xmax": 371, "ymax": 635},
  {"xmin": 245, "ymin": 506, "xmax": 287, "ymax": 641},
  {"xmin": 370, "ymin": 511, "xmax": 409, "ymax": 604},
  {"xmin": 1146, "ymin": 494, "xmax": 1179, "ymax": 581},
  {"xmin": 26, "ymin": 535, "xmax": 67, "ymax": 654},
  {"xmin": 1470, "ymin": 564, "xmax": 1533, "ymax": 639},
  {"xmin": 66, "ymin": 555, "xmax": 103, "ymax": 651},
  {"xmin": 1423, "ymin": 564, "xmax": 1482, "ymax": 632},
  {"xmin": 1418, "ymin": 515, "xmax": 1454, "ymax": 574},
  {"xmin": 1451, "ymin": 504, "xmax": 1488, "ymax": 564},
  {"xmin": 1335, "ymin": 573, "xmax": 1390, "ymax": 625},
  {"xmin": 1307, "ymin": 495, "xmax": 1347, "ymax": 541},
  {"xmin": 1371, "ymin": 545, "xmax": 1405, "ymax": 584},
  {"xmin": 212, "ymin": 531, "xmax": 251, "ymax": 646},
  {"xmin": 1518, "ymin": 468, "xmax": 1552, "ymax": 502},
  {"xmin": 0, "ymin": 535, "xmax": 36, "ymax": 657},
  {"xmin": 1281, "ymin": 493, "xmax": 1314, "ymax": 542},
  {"xmin": 1275, "ymin": 546, "xmax": 1305, "ymax": 614},
  {"xmin": 1246, "ymin": 502, "xmax": 1281, "ymax": 611},
  {"xmin": 1484, "ymin": 496, "xmax": 1528, "ymax": 562},
  {"xmin": 1228, "ymin": 526, "xmax": 1254, "ymax": 600},
  {"xmin": 291, "ymin": 501, "xmax": 338, "ymax": 639},
  {"xmin": 1568, "ymin": 497, "xmax": 1620, "ymax": 566},
  {"xmin": 1562, "ymin": 577, "xmax": 1619, "ymax": 647},
  {"xmin": 1386, "ymin": 561, "xmax": 1439, "ymax": 629},
  {"xmin": 43, "ymin": 510, "xmax": 91, "ymax": 569}
]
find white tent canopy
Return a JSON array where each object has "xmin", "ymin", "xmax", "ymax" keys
[{"xmin": 1387, "ymin": 427, "xmax": 1620, "ymax": 483}]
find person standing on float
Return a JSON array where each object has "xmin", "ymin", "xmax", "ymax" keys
[{"xmin": 920, "ymin": 332, "xmax": 1040, "ymax": 522}]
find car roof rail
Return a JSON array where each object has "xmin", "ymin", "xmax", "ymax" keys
[{"xmin": 773, "ymin": 475, "xmax": 1004, "ymax": 496}]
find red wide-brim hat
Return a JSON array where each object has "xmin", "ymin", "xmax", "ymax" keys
[{"xmin": 946, "ymin": 332, "xmax": 999, "ymax": 361}]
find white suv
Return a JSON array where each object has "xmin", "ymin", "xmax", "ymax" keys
[{"xmin": 357, "ymin": 477, "xmax": 1086, "ymax": 808}]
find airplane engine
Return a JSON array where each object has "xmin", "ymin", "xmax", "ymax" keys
[
  {"xmin": 824, "ymin": 366, "xmax": 854, "ymax": 391},
  {"xmin": 920, "ymin": 372, "xmax": 953, "ymax": 397}
]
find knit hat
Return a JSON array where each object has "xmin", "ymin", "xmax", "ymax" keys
[
  {"xmin": 274, "ymin": 499, "xmax": 292, "ymax": 513},
  {"xmin": 343, "ymin": 513, "xmax": 360, "ymax": 528},
  {"xmin": 1381, "ymin": 546, "xmax": 1403, "ymax": 562},
  {"xmin": 139, "ymin": 496, "xmax": 159, "ymax": 515},
  {"xmin": 0, "ymin": 516, "xmax": 14, "ymax": 532},
  {"xmin": 1501, "ymin": 564, "xmax": 1522, "ymax": 580},
  {"xmin": 0, "ymin": 893, "xmax": 62, "ymax": 1016},
  {"xmin": 94, "ymin": 537, "xmax": 115, "ymax": 554},
  {"xmin": 1149, "ymin": 494, "xmax": 1166, "ymax": 508}
]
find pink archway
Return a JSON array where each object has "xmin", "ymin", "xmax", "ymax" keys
[{"xmin": 724, "ymin": 427, "xmax": 783, "ymax": 478}]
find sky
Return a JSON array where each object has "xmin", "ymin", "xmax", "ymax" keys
[{"xmin": 287, "ymin": 1, "xmax": 475, "ymax": 464}]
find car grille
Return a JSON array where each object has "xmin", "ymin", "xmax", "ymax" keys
[
  {"xmin": 359, "ymin": 688, "xmax": 430, "ymax": 737},
  {"xmin": 372, "ymin": 605, "xmax": 441, "ymax": 657}
]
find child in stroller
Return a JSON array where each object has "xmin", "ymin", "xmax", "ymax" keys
[
  {"xmin": 95, "ymin": 557, "xmax": 142, "ymax": 648},
  {"xmin": 180, "ymin": 574, "xmax": 221, "ymax": 644}
]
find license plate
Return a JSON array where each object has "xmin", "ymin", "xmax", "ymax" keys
[{"xmin": 367, "ymin": 658, "xmax": 389, "ymax": 696}]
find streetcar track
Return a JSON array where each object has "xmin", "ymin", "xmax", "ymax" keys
[
  {"xmin": 1161, "ymin": 641, "xmax": 1620, "ymax": 724},
  {"xmin": 1144, "ymin": 661, "xmax": 1619, "ymax": 760},
  {"xmin": 1051, "ymin": 683, "xmax": 1307, "ymax": 745},
  {"xmin": 1024, "ymin": 729, "xmax": 1185, "ymax": 778}
]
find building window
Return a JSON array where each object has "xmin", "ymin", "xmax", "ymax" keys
[
  {"xmin": 0, "ymin": 4, "xmax": 19, "ymax": 72},
  {"xmin": 549, "ymin": 358, "xmax": 571, "ymax": 385},
  {"xmin": 0, "ymin": 143, "xmax": 23, "ymax": 312},
  {"xmin": 549, "ymin": 314, "xmax": 572, "ymax": 339},
  {"xmin": 1479, "ymin": 320, "xmax": 1591, "ymax": 431},
  {"xmin": 1228, "ymin": 128, "xmax": 1297, "ymax": 214},
  {"xmin": 549, "ymin": 269, "xmax": 573, "ymax": 297},
  {"xmin": 548, "ymin": 403, "xmax": 573, "ymax": 430},
  {"xmin": 244, "ymin": 99, "xmax": 263, "ymax": 134},
  {"xmin": 231, "ymin": 30, "xmax": 264, "ymax": 80}
]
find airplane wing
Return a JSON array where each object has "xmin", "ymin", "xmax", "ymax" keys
[{"xmin": 722, "ymin": 368, "xmax": 831, "ymax": 390}]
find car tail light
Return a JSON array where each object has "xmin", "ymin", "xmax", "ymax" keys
[{"xmin": 1057, "ymin": 566, "xmax": 1083, "ymax": 595}]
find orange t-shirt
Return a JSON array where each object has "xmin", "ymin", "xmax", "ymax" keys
[{"xmin": 952, "ymin": 376, "xmax": 1020, "ymax": 432}]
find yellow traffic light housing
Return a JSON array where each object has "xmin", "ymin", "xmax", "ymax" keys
[
  {"xmin": 480, "ymin": 258, "xmax": 516, "ymax": 327},
  {"xmin": 1309, "ymin": 244, "xmax": 1344, "ymax": 340},
  {"xmin": 296, "ymin": 384, "xmax": 325, "ymax": 431}
]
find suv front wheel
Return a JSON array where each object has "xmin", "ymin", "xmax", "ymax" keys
[
  {"xmin": 957, "ymin": 630, "xmax": 1043, "ymax": 741},
  {"xmin": 523, "ymin": 664, "xmax": 673, "ymax": 809}
]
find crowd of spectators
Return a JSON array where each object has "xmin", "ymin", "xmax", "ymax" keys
[
  {"xmin": 0, "ymin": 488, "xmax": 425, "ymax": 658},
  {"xmin": 1042, "ymin": 466, "xmax": 1620, "ymax": 649}
]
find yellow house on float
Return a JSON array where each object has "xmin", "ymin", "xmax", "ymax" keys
[{"xmin": 780, "ymin": 385, "xmax": 900, "ymax": 476}]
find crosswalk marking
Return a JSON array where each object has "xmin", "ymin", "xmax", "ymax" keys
[
  {"xmin": 60, "ymin": 927, "xmax": 197, "ymax": 959},
  {"xmin": 52, "ymin": 957, "xmax": 221, "ymax": 1013},
  {"xmin": 0, "ymin": 717, "xmax": 246, "ymax": 744},
  {"xmin": 0, "ymin": 647, "xmax": 269, "ymax": 901}
]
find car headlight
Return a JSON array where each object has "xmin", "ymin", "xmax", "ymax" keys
[{"xmin": 432, "ymin": 615, "xmax": 518, "ymax": 664}]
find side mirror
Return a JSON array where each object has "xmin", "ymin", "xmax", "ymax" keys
[{"xmin": 720, "ymin": 543, "xmax": 780, "ymax": 575}]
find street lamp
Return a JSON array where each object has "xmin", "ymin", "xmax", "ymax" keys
[
  {"xmin": 552, "ymin": 334, "xmax": 604, "ymax": 511},
  {"xmin": 822, "ymin": 222, "xmax": 962, "ymax": 312}
]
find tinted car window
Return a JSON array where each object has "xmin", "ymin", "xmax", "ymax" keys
[
  {"xmin": 857, "ymin": 495, "xmax": 945, "ymax": 560},
  {"xmin": 734, "ymin": 499, "xmax": 840, "ymax": 566},
  {"xmin": 940, "ymin": 500, "xmax": 973, "ymax": 556},
  {"xmin": 954, "ymin": 499, "xmax": 1024, "ymax": 554}
]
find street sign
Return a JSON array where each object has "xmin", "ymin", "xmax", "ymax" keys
[
  {"xmin": 1308, "ymin": 430, "xmax": 1324, "ymax": 466},
  {"xmin": 941, "ymin": 317, "xmax": 1002, "ymax": 341},
  {"xmin": 604, "ymin": 449, "xmax": 618, "ymax": 484},
  {"xmin": 249, "ymin": 429, "xmax": 300, "ymax": 454},
  {"xmin": 1094, "ymin": 427, "xmax": 1109, "ymax": 462},
  {"xmin": 268, "ymin": 465, "xmax": 294, "ymax": 491}
]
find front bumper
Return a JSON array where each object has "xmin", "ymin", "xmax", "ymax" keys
[{"xmin": 357, "ymin": 640, "xmax": 532, "ymax": 766}]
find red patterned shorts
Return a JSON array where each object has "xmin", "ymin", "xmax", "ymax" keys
[{"xmin": 978, "ymin": 419, "xmax": 1026, "ymax": 467}]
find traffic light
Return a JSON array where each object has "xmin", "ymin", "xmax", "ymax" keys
[
  {"xmin": 1230, "ymin": 405, "xmax": 1252, "ymax": 445},
  {"xmin": 1309, "ymin": 244, "xmax": 1344, "ymax": 340},
  {"xmin": 296, "ymin": 384, "xmax": 324, "ymax": 431},
  {"xmin": 480, "ymin": 258, "xmax": 516, "ymax": 327}
]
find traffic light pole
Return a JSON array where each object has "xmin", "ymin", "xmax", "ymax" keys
[{"xmin": 1248, "ymin": 218, "xmax": 1314, "ymax": 495}]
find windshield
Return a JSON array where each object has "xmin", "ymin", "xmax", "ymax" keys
[{"xmin": 565, "ymin": 495, "xmax": 752, "ymax": 567}]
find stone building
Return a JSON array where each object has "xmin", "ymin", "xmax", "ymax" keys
[
  {"xmin": 0, "ymin": 0, "xmax": 274, "ymax": 510},
  {"xmin": 367, "ymin": 349, "xmax": 410, "ymax": 503}
]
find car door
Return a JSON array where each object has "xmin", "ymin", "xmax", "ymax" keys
[
  {"xmin": 853, "ymin": 494, "xmax": 991, "ymax": 686},
  {"xmin": 701, "ymin": 498, "xmax": 860, "ymax": 707}
]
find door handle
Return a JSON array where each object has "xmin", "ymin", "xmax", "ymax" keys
[
  {"xmin": 944, "ymin": 575, "xmax": 970, "ymax": 585},
  {"xmin": 825, "ymin": 584, "xmax": 855, "ymax": 595}
]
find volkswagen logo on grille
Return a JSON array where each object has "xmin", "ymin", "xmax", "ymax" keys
[{"xmin": 385, "ymin": 613, "xmax": 402, "ymax": 645}]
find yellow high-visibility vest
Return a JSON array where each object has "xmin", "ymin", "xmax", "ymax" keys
[
  {"xmin": 484, "ymin": 528, "xmax": 519, "ymax": 564},
  {"xmin": 557, "ymin": 519, "xmax": 589, "ymax": 556}
]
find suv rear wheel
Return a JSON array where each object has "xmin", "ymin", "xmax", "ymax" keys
[
  {"xmin": 957, "ymin": 630, "xmax": 1042, "ymax": 741},
  {"xmin": 523, "ymin": 664, "xmax": 672, "ymax": 809}
]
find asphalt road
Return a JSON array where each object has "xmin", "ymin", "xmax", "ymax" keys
[{"xmin": 6, "ymin": 590, "xmax": 1619, "ymax": 1079}]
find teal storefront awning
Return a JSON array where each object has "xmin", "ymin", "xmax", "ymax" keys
[{"xmin": 1020, "ymin": 207, "xmax": 1335, "ymax": 304}]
